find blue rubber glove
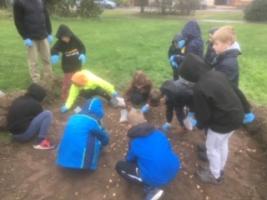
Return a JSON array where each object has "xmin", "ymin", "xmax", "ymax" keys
[
  {"xmin": 60, "ymin": 105, "xmax": 68, "ymax": 113},
  {"xmin": 188, "ymin": 112, "xmax": 197, "ymax": 127},
  {"xmin": 78, "ymin": 54, "xmax": 86, "ymax": 64},
  {"xmin": 24, "ymin": 38, "xmax": 33, "ymax": 47},
  {"xmin": 169, "ymin": 55, "xmax": 178, "ymax": 69},
  {"xmin": 243, "ymin": 112, "xmax": 255, "ymax": 124},
  {"xmin": 47, "ymin": 35, "xmax": 53, "ymax": 44},
  {"xmin": 141, "ymin": 104, "xmax": 150, "ymax": 113},
  {"xmin": 177, "ymin": 39, "xmax": 186, "ymax": 49},
  {"xmin": 112, "ymin": 91, "xmax": 118, "ymax": 97},
  {"xmin": 50, "ymin": 55, "xmax": 60, "ymax": 65},
  {"xmin": 162, "ymin": 122, "xmax": 171, "ymax": 132}
]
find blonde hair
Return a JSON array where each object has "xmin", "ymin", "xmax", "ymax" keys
[{"xmin": 212, "ymin": 26, "xmax": 236, "ymax": 44}]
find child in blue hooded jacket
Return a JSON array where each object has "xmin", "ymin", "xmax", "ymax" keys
[
  {"xmin": 56, "ymin": 97, "xmax": 109, "ymax": 170},
  {"xmin": 115, "ymin": 109, "xmax": 180, "ymax": 200}
]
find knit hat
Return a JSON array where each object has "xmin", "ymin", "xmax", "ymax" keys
[
  {"xmin": 71, "ymin": 71, "xmax": 88, "ymax": 86},
  {"xmin": 179, "ymin": 53, "xmax": 210, "ymax": 83},
  {"xmin": 128, "ymin": 108, "xmax": 146, "ymax": 127}
]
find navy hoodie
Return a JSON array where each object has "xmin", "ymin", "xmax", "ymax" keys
[
  {"xmin": 51, "ymin": 25, "xmax": 86, "ymax": 73},
  {"xmin": 212, "ymin": 42, "xmax": 241, "ymax": 87},
  {"xmin": 181, "ymin": 20, "xmax": 204, "ymax": 57},
  {"xmin": 126, "ymin": 123, "xmax": 181, "ymax": 187}
]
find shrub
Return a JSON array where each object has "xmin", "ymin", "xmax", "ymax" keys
[
  {"xmin": 244, "ymin": 0, "xmax": 267, "ymax": 22},
  {"xmin": 78, "ymin": 0, "xmax": 103, "ymax": 17}
]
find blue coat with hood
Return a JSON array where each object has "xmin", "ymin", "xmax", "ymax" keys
[
  {"xmin": 56, "ymin": 97, "xmax": 109, "ymax": 170},
  {"xmin": 182, "ymin": 20, "xmax": 204, "ymax": 57},
  {"xmin": 126, "ymin": 123, "xmax": 181, "ymax": 187}
]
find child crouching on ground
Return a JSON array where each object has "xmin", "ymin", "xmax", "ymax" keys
[
  {"xmin": 7, "ymin": 83, "xmax": 54, "ymax": 150},
  {"xmin": 60, "ymin": 69, "xmax": 120, "ymax": 113},
  {"xmin": 115, "ymin": 109, "xmax": 181, "ymax": 200},
  {"xmin": 51, "ymin": 24, "xmax": 87, "ymax": 101},
  {"xmin": 56, "ymin": 97, "xmax": 109, "ymax": 170}
]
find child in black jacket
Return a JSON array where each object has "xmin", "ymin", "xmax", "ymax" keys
[
  {"xmin": 160, "ymin": 79, "xmax": 194, "ymax": 132},
  {"xmin": 50, "ymin": 24, "xmax": 86, "ymax": 100},
  {"xmin": 7, "ymin": 84, "xmax": 54, "ymax": 150},
  {"xmin": 179, "ymin": 53, "xmax": 252, "ymax": 184}
]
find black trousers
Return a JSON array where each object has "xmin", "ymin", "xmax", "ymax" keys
[{"xmin": 115, "ymin": 160, "xmax": 143, "ymax": 185}]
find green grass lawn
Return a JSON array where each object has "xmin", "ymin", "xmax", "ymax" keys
[{"xmin": 0, "ymin": 8, "xmax": 266, "ymax": 104}]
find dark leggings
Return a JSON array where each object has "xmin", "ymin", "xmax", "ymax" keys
[
  {"xmin": 115, "ymin": 160, "xmax": 143, "ymax": 185},
  {"xmin": 13, "ymin": 111, "xmax": 53, "ymax": 142}
]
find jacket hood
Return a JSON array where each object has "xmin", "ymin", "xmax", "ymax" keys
[
  {"xmin": 182, "ymin": 20, "xmax": 202, "ymax": 40},
  {"xmin": 80, "ymin": 97, "xmax": 104, "ymax": 120},
  {"xmin": 127, "ymin": 122, "xmax": 155, "ymax": 138},
  {"xmin": 227, "ymin": 41, "xmax": 241, "ymax": 53},
  {"xmin": 26, "ymin": 83, "xmax": 46, "ymax": 102},
  {"xmin": 179, "ymin": 53, "xmax": 211, "ymax": 83},
  {"xmin": 56, "ymin": 24, "xmax": 73, "ymax": 39},
  {"xmin": 160, "ymin": 80, "xmax": 177, "ymax": 96}
]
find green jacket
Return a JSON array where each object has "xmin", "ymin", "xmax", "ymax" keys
[{"xmin": 65, "ymin": 70, "xmax": 115, "ymax": 109}]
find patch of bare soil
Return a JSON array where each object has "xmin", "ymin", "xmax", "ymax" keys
[{"xmin": 0, "ymin": 102, "xmax": 267, "ymax": 200}]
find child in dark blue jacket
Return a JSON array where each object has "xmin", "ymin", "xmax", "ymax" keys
[
  {"xmin": 115, "ymin": 109, "xmax": 180, "ymax": 200},
  {"xmin": 211, "ymin": 26, "xmax": 241, "ymax": 87},
  {"xmin": 56, "ymin": 97, "xmax": 109, "ymax": 170},
  {"xmin": 168, "ymin": 20, "xmax": 204, "ymax": 80}
]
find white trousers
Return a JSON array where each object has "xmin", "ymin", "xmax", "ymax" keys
[{"xmin": 206, "ymin": 129, "xmax": 234, "ymax": 179}]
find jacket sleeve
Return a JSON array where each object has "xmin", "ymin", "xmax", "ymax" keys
[
  {"xmin": 75, "ymin": 36, "xmax": 86, "ymax": 54},
  {"xmin": 65, "ymin": 84, "xmax": 80, "ymax": 109},
  {"xmin": 126, "ymin": 142, "xmax": 136, "ymax": 162},
  {"xmin": 51, "ymin": 40, "xmax": 62, "ymax": 55},
  {"xmin": 43, "ymin": 2, "xmax": 52, "ymax": 35},
  {"xmin": 13, "ymin": 1, "xmax": 26, "ymax": 39},
  {"xmin": 93, "ymin": 124, "xmax": 110, "ymax": 146},
  {"xmin": 94, "ymin": 76, "xmax": 116, "ymax": 96},
  {"xmin": 193, "ymin": 87, "xmax": 211, "ymax": 129},
  {"xmin": 232, "ymin": 85, "xmax": 251, "ymax": 113}
]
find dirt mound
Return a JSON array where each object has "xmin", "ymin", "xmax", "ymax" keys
[{"xmin": 0, "ymin": 103, "xmax": 267, "ymax": 200}]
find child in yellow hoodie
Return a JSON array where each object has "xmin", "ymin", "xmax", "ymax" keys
[{"xmin": 60, "ymin": 69, "xmax": 119, "ymax": 112}]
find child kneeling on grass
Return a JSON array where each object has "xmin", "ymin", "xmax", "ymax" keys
[
  {"xmin": 56, "ymin": 97, "xmax": 109, "ymax": 170},
  {"xmin": 115, "ymin": 109, "xmax": 181, "ymax": 200},
  {"xmin": 60, "ymin": 69, "xmax": 121, "ymax": 113},
  {"xmin": 50, "ymin": 24, "xmax": 87, "ymax": 101},
  {"xmin": 7, "ymin": 83, "xmax": 54, "ymax": 150}
]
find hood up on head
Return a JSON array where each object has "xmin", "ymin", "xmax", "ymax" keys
[
  {"xmin": 56, "ymin": 24, "xmax": 73, "ymax": 39},
  {"xmin": 80, "ymin": 97, "xmax": 104, "ymax": 121},
  {"xmin": 182, "ymin": 20, "xmax": 202, "ymax": 40},
  {"xmin": 179, "ymin": 53, "xmax": 211, "ymax": 83},
  {"xmin": 26, "ymin": 83, "xmax": 46, "ymax": 102}
]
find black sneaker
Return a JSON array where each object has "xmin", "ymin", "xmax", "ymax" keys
[
  {"xmin": 197, "ymin": 151, "xmax": 208, "ymax": 162},
  {"xmin": 196, "ymin": 143, "xmax": 206, "ymax": 152}
]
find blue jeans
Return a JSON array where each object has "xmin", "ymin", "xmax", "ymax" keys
[{"xmin": 13, "ymin": 111, "xmax": 53, "ymax": 142}]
